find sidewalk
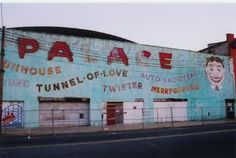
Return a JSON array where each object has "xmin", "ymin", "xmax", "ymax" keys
[{"xmin": 1, "ymin": 119, "xmax": 236, "ymax": 136}]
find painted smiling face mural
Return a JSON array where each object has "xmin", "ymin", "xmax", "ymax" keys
[{"xmin": 205, "ymin": 56, "xmax": 225, "ymax": 91}]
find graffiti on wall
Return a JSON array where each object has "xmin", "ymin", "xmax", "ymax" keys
[
  {"xmin": 205, "ymin": 56, "xmax": 225, "ymax": 91},
  {"xmin": 1, "ymin": 102, "xmax": 23, "ymax": 127}
]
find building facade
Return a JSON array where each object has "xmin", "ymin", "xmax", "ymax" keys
[{"xmin": 1, "ymin": 27, "xmax": 235, "ymax": 128}]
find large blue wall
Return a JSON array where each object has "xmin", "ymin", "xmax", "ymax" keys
[{"xmin": 2, "ymin": 29, "xmax": 235, "ymax": 127}]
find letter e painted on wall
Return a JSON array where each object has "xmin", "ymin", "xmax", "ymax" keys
[
  {"xmin": 107, "ymin": 47, "xmax": 129, "ymax": 66},
  {"xmin": 48, "ymin": 41, "xmax": 73, "ymax": 62},
  {"xmin": 159, "ymin": 52, "xmax": 172, "ymax": 69},
  {"xmin": 18, "ymin": 38, "xmax": 39, "ymax": 58}
]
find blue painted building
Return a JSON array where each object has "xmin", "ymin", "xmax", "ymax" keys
[{"xmin": 1, "ymin": 27, "xmax": 235, "ymax": 128}]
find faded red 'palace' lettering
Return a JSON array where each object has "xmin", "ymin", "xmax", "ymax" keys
[{"xmin": 17, "ymin": 37, "xmax": 172, "ymax": 69}]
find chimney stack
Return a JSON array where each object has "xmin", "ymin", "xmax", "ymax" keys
[{"xmin": 227, "ymin": 33, "xmax": 234, "ymax": 43}]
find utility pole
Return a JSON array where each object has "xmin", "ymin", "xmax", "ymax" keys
[{"xmin": 0, "ymin": 26, "xmax": 5, "ymax": 135}]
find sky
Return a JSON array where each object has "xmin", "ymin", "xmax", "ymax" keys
[{"xmin": 1, "ymin": 2, "xmax": 236, "ymax": 51}]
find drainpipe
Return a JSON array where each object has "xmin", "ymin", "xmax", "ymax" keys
[{"xmin": 227, "ymin": 33, "xmax": 236, "ymax": 92}]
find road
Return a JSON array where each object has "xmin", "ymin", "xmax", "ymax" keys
[{"xmin": 0, "ymin": 123, "xmax": 236, "ymax": 158}]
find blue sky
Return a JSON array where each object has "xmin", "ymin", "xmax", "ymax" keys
[{"xmin": 2, "ymin": 3, "xmax": 236, "ymax": 51}]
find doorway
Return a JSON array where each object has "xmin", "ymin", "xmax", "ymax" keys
[
  {"xmin": 106, "ymin": 102, "xmax": 123, "ymax": 125},
  {"xmin": 225, "ymin": 99, "xmax": 235, "ymax": 119}
]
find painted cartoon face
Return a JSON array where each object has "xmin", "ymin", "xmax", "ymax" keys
[{"xmin": 205, "ymin": 60, "xmax": 225, "ymax": 88}]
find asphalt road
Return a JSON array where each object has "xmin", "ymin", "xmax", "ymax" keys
[{"xmin": 0, "ymin": 123, "xmax": 236, "ymax": 158}]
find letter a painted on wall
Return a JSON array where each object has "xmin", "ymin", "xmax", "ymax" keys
[
  {"xmin": 107, "ymin": 47, "xmax": 129, "ymax": 66},
  {"xmin": 48, "ymin": 41, "xmax": 74, "ymax": 62},
  {"xmin": 18, "ymin": 38, "xmax": 39, "ymax": 58}
]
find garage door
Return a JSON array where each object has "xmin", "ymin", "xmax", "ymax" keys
[
  {"xmin": 123, "ymin": 102, "xmax": 144, "ymax": 124},
  {"xmin": 39, "ymin": 102, "xmax": 89, "ymax": 127},
  {"xmin": 153, "ymin": 101, "xmax": 187, "ymax": 122}
]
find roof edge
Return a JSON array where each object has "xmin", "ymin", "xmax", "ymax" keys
[{"xmin": 9, "ymin": 26, "xmax": 136, "ymax": 43}]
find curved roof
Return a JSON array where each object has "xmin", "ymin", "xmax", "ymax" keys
[{"xmin": 10, "ymin": 26, "xmax": 136, "ymax": 43}]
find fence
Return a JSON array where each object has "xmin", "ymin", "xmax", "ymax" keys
[{"xmin": 1, "ymin": 106, "xmax": 235, "ymax": 136}]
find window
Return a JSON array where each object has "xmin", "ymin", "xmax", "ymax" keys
[{"xmin": 79, "ymin": 113, "xmax": 84, "ymax": 119}]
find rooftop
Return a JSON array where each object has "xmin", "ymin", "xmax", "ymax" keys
[{"xmin": 10, "ymin": 26, "xmax": 136, "ymax": 43}]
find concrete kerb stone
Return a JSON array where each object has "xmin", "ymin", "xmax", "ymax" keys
[{"xmin": 2, "ymin": 119, "xmax": 236, "ymax": 136}]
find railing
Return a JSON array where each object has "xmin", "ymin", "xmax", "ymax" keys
[{"xmin": 1, "ymin": 106, "xmax": 235, "ymax": 136}]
